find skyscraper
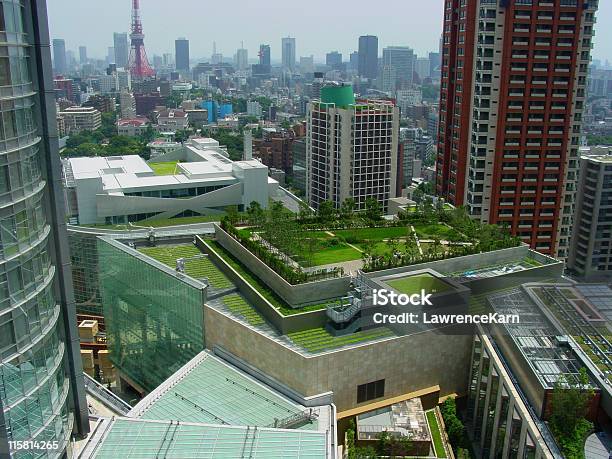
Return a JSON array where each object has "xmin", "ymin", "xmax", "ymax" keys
[
  {"xmin": 235, "ymin": 47, "xmax": 249, "ymax": 71},
  {"xmin": 113, "ymin": 32, "xmax": 129, "ymax": 68},
  {"xmin": 259, "ymin": 44, "xmax": 271, "ymax": 67},
  {"xmin": 175, "ymin": 37, "xmax": 190, "ymax": 71},
  {"xmin": 79, "ymin": 45, "xmax": 87, "ymax": 64},
  {"xmin": 358, "ymin": 35, "xmax": 378, "ymax": 80},
  {"xmin": 436, "ymin": 0, "xmax": 598, "ymax": 258},
  {"xmin": 326, "ymin": 51, "xmax": 343, "ymax": 70},
  {"xmin": 281, "ymin": 37, "xmax": 296, "ymax": 71},
  {"xmin": 306, "ymin": 84, "xmax": 399, "ymax": 211},
  {"xmin": 52, "ymin": 38, "xmax": 66, "ymax": 74},
  {"xmin": 0, "ymin": 1, "xmax": 89, "ymax": 457},
  {"xmin": 381, "ymin": 46, "xmax": 415, "ymax": 91}
]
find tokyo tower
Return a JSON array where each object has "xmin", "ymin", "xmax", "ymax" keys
[{"xmin": 128, "ymin": 0, "xmax": 155, "ymax": 79}]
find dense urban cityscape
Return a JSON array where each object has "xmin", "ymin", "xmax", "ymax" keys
[{"xmin": 1, "ymin": 0, "xmax": 612, "ymax": 458}]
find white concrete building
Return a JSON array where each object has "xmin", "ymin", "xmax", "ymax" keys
[
  {"xmin": 156, "ymin": 109, "xmax": 189, "ymax": 132},
  {"xmin": 247, "ymin": 100, "xmax": 263, "ymax": 118},
  {"xmin": 119, "ymin": 91, "xmax": 136, "ymax": 119},
  {"xmin": 116, "ymin": 117, "xmax": 149, "ymax": 137},
  {"xmin": 63, "ymin": 138, "xmax": 277, "ymax": 225},
  {"xmin": 58, "ymin": 106, "xmax": 102, "ymax": 134}
]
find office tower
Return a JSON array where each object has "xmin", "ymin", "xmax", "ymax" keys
[
  {"xmin": 436, "ymin": 0, "xmax": 597, "ymax": 258},
  {"xmin": 300, "ymin": 55, "xmax": 314, "ymax": 74},
  {"xmin": 259, "ymin": 44, "xmax": 271, "ymax": 67},
  {"xmin": 79, "ymin": 45, "xmax": 87, "ymax": 64},
  {"xmin": 568, "ymin": 148, "xmax": 612, "ymax": 281},
  {"xmin": 163, "ymin": 53, "xmax": 174, "ymax": 68},
  {"xmin": 0, "ymin": 1, "xmax": 89, "ymax": 457},
  {"xmin": 113, "ymin": 32, "xmax": 129, "ymax": 68},
  {"xmin": 349, "ymin": 51, "xmax": 359, "ymax": 72},
  {"xmin": 235, "ymin": 47, "xmax": 248, "ymax": 71},
  {"xmin": 358, "ymin": 35, "xmax": 378, "ymax": 79},
  {"xmin": 326, "ymin": 51, "xmax": 343, "ymax": 70},
  {"xmin": 415, "ymin": 57, "xmax": 430, "ymax": 81},
  {"xmin": 175, "ymin": 37, "xmax": 190, "ymax": 71},
  {"xmin": 107, "ymin": 46, "xmax": 115, "ymax": 65},
  {"xmin": 428, "ymin": 51, "xmax": 441, "ymax": 76},
  {"xmin": 380, "ymin": 46, "xmax": 415, "ymax": 91},
  {"xmin": 306, "ymin": 84, "xmax": 399, "ymax": 211},
  {"xmin": 52, "ymin": 38, "xmax": 66, "ymax": 74},
  {"xmin": 281, "ymin": 37, "xmax": 296, "ymax": 71}
]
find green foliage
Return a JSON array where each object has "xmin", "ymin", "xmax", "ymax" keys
[
  {"xmin": 165, "ymin": 91, "xmax": 184, "ymax": 109},
  {"xmin": 208, "ymin": 129, "xmax": 244, "ymax": 160},
  {"xmin": 440, "ymin": 398, "xmax": 470, "ymax": 454},
  {"xmin": 549, "ymin": 368, "xmax": 594, "ymax": 459},
  {"xmin": 365, "ymin": 197, "xmax": 382, "ymax": 222},
  {"xmin": 174, "ymin": 129, "xmax": 191, "ymax": 143},
  {"xmin": 586, "ymin": 135, "xmax": 612, "ymax": 146}
]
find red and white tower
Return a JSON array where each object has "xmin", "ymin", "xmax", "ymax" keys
[{"xmin": 128, "ymin": 0, "xmax": 154, "ymax": 80}]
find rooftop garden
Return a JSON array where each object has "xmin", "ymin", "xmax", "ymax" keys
[
  {"xmin": 286, "ymin": 327, "xmax": 394, "ymax": 353},
  {"xmin": 138, "ymin": 244, "xmax": 232, "ymax": 289},
  {"xmin": 426, "ymin": 410, "xmax": 447, "ymax": 458},
  {"xmin": 221, "ymin": 293, "xmax": 265, "ymax": 327},
  {"xmin": 148, "ymin": 161, "xmax": 180, "ymax": 176},
  {"xmin": 220, "ymin": 199, "xmax": 521, "ymax": 284},
  {"xmin": 386, "ymin": 274, "xmax": 451, "ymax": 296}
]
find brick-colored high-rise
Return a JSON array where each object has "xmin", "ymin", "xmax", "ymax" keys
[{"xmin": 436, "ymin": 0, "xmax": 598, "ymax": 258}]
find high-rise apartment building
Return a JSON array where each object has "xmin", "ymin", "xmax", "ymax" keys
[
  {"xmin": 306, "ymin": 84, "xmax": 399, "ymax": 211},
  {"xmin": 436, "ymin": 0, "xmax": 597, "ymax": 257},
  {"xmin": 0, "ymin": 1, "xmax": 89, "ymax": 457},
  {"xmin": 113, "ymin": 32, "xmax": 129, "ymax": 68},
  {"xmin": 282, "ymin": 37, "xmax": 296, "ymax": 71},
  {"xmin": 358, "ymin": 35, "xmax": 378, "ymax": 79},
  {"xmin": 175, "ymin": 37, "xmax": 190, "ymax": 71},
  {"xmin": 568, "ymin": 147, "xmax": 612, "ymax": 281},
  {"xmin": 78, "ymin": 45, "xmax": 87, "ymax": 64},
  {"xmin": 235, "ymin": 47, "xmax": 248, "ymax": 71},
  {"xmin": 381, "ymin": 46, "xmax": 415, "ymax": 91},
  {"xmin": 52, "ymin": 38, "xmax": 66, "ymax": 75}
]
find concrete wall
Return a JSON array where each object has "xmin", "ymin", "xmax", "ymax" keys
[
  {"xmin": 204, "ymin": 306, "xmax": 472, "ymax": 412},
  {"xmin": 196, "ymin": 236, "xmax": 328, "ymax": 334},
  {"xmin": 214, "ymin": 224, "xmax": 351, "ymax": 306}
]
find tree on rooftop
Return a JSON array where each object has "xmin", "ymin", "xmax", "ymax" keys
[
  {"xmin": 246, "ymin": 201, "xmax": 264, "ymax": 226},
  {"xmin": 340, "ymin": 198, "xmax": 356, "ymax": 220},
  {"xmin": 365, "ymin": 197, "xmax": 382, "ymax": 222},
  {"xmin": 317, "ymin": 200, "xmax": 336, "ymax": 223}
]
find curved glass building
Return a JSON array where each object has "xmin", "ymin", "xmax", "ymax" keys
[{"xmin": 0, "ymin": 0, "xmax": 88, "ymax": 457}]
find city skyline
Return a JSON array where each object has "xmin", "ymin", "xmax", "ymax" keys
[{"xmin": 47, "ymin": 0, "xmax": 612, "ymax": 64}]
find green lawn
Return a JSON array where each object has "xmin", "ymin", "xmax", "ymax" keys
[
  {"xmin": 138, "ymin": 244, "xmax": 232, "ymax": 289},
  {"xmin": 413, "ymin": 224, "xmax": 467, "ymax": 242},
  {"xmin": 222, "ymin": 293, "xmax": 265, "ymax": 326},
  {"xmin": 334, "ymin": 226, "xmax": 412, "ymax": 242},
  {"xmin": 207, "ymin": 241, "xmax": 331, "ymax": 316},
  {"xmin": 287, "ymin": 327, "xmax": 394, "ymax": 353},
  {"xmin": 148, "ymin": 161, "xmax": 180, "ymax": 175},
  {"xmin": 426, "ymin": 410, "xmax": 447, "ymax": 458},
  {"xmin": 386, "ymin": 274, "xmax": 451, "ymax": 295},
  {"xmin": 290, "ymin": 232, "xmax": 362, "ymax": 266}
]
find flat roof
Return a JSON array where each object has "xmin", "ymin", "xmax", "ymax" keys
[
  {"xmin": 81, "ymin": 417, "xmax": 329, "ymax": 459},
  {"xmin": 487, "ymin": 288, "xmax": 589, "ymax": 389},
  {"xmin": 129, "ymin": 351, "xmax": 321, "ymax": 430},
  {"xmin": 357, "ymin": 398, "xmax": 430, "ymax": 442}
]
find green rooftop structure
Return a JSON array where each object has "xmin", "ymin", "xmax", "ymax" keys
[{"xmin": 320, "ymin": 84, "xmax": 355, "ymax": 108}]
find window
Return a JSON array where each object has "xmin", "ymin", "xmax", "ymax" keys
[{"xmin": 357, "ymin": 379, "xmax": 385, "ymax": 403}]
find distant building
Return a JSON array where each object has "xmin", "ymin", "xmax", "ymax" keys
[
  {"xmin": 99, "ymin": 74, "xmax": 117, "ymax": 94},
  {"xmin": 568, "ymin": 147, "xmax": 612, "ymax": 281},
  {"xmin": 117, "ymin": 117, "xmax": 149, "ymax": 137},
  {"xmin": 83, "ymin": 94, "xmax": 115, "ymax": 114},
  {"xmin": 79, "ymin": 45, "xmax": 87, "ymax": 64},
  {"xmin": 135, "ymin": 92, "xmax": 165, "ymax": 117},
  {"xmin": 113, "ymin": 32, "xmax": 129, "ymax": 68},
  {"xmin": 414, "ymin": 57, "xmax": 430, "ymax": 81},
  {"xmin": 299, "ymin": 55, "xmax": 314, "ymax": 74},
  {"xmin": 235, "ymin": 48, "xmax": 248, "ymax": 71},
  {"xmin": 326, "ymin": 51, "xmax": 342, "ymax": 70},
  {"xmin": 58, "ymin": 106, "xmax": 102, "ymax": 134},
  {"xmin": 381, "ymin": 46, "xmax": 415, "ymax": 91},
  {"xmin": 253, "ymin": 130, "xmax": 294, "ymax": 175},
  {"xmin": 292, "ymin": 138, "xmax": 306, "ymax": 194},
  {"xmin": 358, "ymin": 35, "xmax": 378, "ymax": 79},
  {"xmin": 306, "ymin": 84, "xmax": 399, "ymax": 211},
  {"xmin": 156, "ymin": 109, "xmax": 189, "ymax": 132},
  {"xmin": 54, "ymin": 77, "xmax": 75, "ymax": 102},
  {"xmin": 281, "ymin": 37, "xmax": 296, "ymax": 71},
  {"xmin": 52, "ymin": 38, "xmax": 66, "ymax": 74},
  {"xmin": 120, "ymin": 92, "xmax": 136, "ymax": 118},
  {"xmin": 247, "ymin": 100, "xmax": 263, "ymax": 118},
  {"xmin": 175, "ymin": 38, "xmax": 190, "ymax": 71}
]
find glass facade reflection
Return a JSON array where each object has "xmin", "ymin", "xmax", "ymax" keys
[
  {"xmin": 0, "ymin": 0, "xmax": 87, "ymax": 457},
  {"xmin": 99, "ymin": 238, "xmax": 206, "ymax": 392}
]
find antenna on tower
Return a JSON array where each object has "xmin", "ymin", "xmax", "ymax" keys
[{"xmin": 128, "ymin": 0, "xmax": 155, "ymax": 80}]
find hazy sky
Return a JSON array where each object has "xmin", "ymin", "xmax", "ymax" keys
[{"xmin": 47, "ymin": 0, "xmax": 612, "ymax": 63}]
